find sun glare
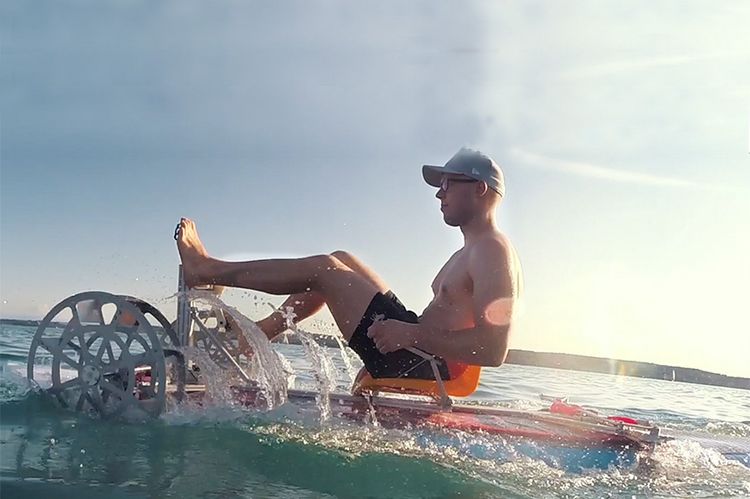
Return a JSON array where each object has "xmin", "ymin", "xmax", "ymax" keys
[{"xmin": 484, "ymin": 297, "xmax": 516, "ymax": 326}]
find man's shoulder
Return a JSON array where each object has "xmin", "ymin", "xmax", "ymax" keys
[
  {"xmin": 469, "ymin": 232, "xmax": 512, "ymax": 260},
  {"xmin": 468, "ymin": 231, "xmax": 522, "ymax": 276},
  {"xmin": 468, "ymin": 232, "xmax": 521, "ymax": 297},
  {"xmin": 464, "ymin": 238, "xmax": 506, "ymax": 279}
]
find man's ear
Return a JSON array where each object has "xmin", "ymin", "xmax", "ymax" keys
[{"xmin": 475, "ymin": 181, "xmax": 489, "ymax": 196}]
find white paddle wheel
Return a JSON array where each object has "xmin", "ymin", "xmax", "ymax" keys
[
  {"xmin": 26, "ymin": 292, "xmax": 177, "ymax": 418},
  {"xmin": 26, "ymin": 268, "xmax": 254, "ymax": 418}
]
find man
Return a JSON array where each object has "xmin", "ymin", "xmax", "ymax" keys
[{"xmin": 176, "ymin": 147, "xmax": 522, "ymax": 382}]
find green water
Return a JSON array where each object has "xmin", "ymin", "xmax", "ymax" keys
[
  {"xmin": 2, "ymin": 397, "xmax": 505, "ymax": 498},
  {"xmin": 3, "ymin": 324, "xmax": 750, "ymax": 498}
]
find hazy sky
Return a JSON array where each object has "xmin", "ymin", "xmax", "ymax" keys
[{"xmin": 2, "ymin": 1, "xmax": 749, "ymax": 377}]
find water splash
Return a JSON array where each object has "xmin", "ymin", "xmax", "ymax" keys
[
  {"xmin": 185, "ymin": 291, "xmax": 288, "ymax": 409},
  {"xmin": 360, "ymin": 392, "xmax": 379, "ymax": 427},
  {"xmin": 706, "ymin": 420, "xmax": 750, "ymax": 438},
  {"xmin": 330, "ymin": 331, "xmax": 358, "ymax": 385},
  {"xmin": 178, "ymin": 346, "xmax": 237, "ymax": 406},
  {"xmin": 275, "ymin": 351, "xmax": 297, "ymax": 389},
  {"xmin": 181, "ymin": 292, "xmax": 344, "ymax": 420},
  {"xmin": 635, "ymin": 439, "xmax": 750, "ymax": 496},
  {"xmin": 0, "ymin": 362, "xmax": 32, "ymax": 402},
  {"xmin": 277, "ymin": 306, "xmax": 337, "ymax": 421}
]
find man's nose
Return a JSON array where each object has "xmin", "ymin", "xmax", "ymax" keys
[{"xmin": 436, "ymin": 189, "xmax": 445, "ymax": 199}]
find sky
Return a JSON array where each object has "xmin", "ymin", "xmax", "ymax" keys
[{"xmin": 1, "ymin": 1, "xmax": 749, "ymax": 377}]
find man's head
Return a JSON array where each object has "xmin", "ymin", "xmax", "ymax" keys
[{"xmin": 422, "ymin": 148, "xmax": 504, "ymax": 227}]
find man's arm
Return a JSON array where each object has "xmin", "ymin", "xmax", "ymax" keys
[
  {"xmin": 415, "ymin": 326, "xmax": 508, "ymax": 366},
  {"xmin": 368, "ymin": 238, "xmax": 516, "ymax": 366}
]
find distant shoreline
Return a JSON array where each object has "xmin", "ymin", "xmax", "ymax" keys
[{"xmin": 3, "ymin": 318, "xmax": 748, "ymax": 390}]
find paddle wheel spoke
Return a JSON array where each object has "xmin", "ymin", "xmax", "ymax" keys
[
  {"xmin": 95, "ymin": 336, "xmax": 112, "ymax": 362},
  {"xmin": 76, "ymin": 331, "xmax": 91, "ymax": 359},
  {"xmin": 66, "ymin": 339, "xmax": 82, "ymax": 353},
  {"xmin": 101, "ymin": 379, "xmax": 130, "ymax": 400},
  {"xmin": 105, "ymin": 341, "xmax": 116, "ymax": 363},
  {"xmin": 39, "ymin": 337, "xmax": 62, "ymax": 356},
  {"xmin": 59, "ymin": 353, "xmax": 81, "ymax": 370},
  {"xmin": 50, "ymin": 377, "xmax": 82, "ymax": 393},
  {"xmin": 102, "ymin": 387, "xmax": 112, "ymax": 405},
  {"xmin": 127, "ymin": 333, "xmax": 152, "ymax": 355},
  {"xmin": 87, "ymin": 389, "xmax": 105, "ymax": 413},
  {"xmin": 75, "ymin": 391, "xmax": 88, "ymax": 412},
  {"xmin": 130, "ymin": 352, "xmax": 154, "ymax": 368},
  {"xmin": 69, "ymin": 305, "xmax": 81, "ymax": 325}
]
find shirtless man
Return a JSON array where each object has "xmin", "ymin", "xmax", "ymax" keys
[{"xmin": 176, "ymin": 147, "xmax": 522, "ymax": 381}]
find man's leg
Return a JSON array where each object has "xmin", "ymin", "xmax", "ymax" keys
[
  {"xmin": 255, "ymin": 250, "xmax": 390, "ymax": 340},
  {"xmin": 176, "ymin": 218, "xmax": 385, "ymax": 340}
]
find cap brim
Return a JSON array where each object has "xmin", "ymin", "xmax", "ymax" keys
[{"xmin": 422, "ymin": 165, "xmax": 444, "ymax": 188}]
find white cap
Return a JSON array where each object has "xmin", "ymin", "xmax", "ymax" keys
[{"xmin": 422, "ymin": 147, "xmax": 505, "ymax": 196}]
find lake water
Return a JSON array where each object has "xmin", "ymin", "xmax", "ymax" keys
[{"xmin": 2, "ymin": 323, "xmax": 749, "ymax": 498}]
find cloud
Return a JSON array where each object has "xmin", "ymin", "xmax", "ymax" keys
[
  {"xmin": 509, "ymin": 148, "xmax": 743, "ymax": 192},
  {"xmin": 559, "ymin": 50, "xmax": 750, "ymax": 80}
]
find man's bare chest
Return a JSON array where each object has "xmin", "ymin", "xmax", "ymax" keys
[{"xmin": 431, "ymin": 253, "xmax": 472, "ymax": 301}]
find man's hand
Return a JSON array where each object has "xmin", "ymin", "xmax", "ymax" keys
[{"xmin": 367, "ymin": 319, "xmax": 421, "ymax": 354}]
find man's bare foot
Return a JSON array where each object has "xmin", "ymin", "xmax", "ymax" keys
[{"xmin": 175, "ymin": 218, "xmax": 215, "ymax": 288}]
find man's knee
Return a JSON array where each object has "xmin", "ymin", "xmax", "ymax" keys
[
  {"xmin": 309, "ymin": 254, "xmax": 347, "ymax": 271},
  {"xmin": 330, "ymin": 250, "xmax": 357, "ymax": 266},
  {"xmin": 304, "ymin": 253, "xmax": 361, "ymax": 295},
  {"xmin": 330, "ymin": 250, "xmax": 387, "ymax": 293}
]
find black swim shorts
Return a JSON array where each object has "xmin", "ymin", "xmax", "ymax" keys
[{"xmin": 348, "ymin": 291, "xmax": 451, "ymax": 380}]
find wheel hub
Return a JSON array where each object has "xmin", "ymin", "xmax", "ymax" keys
[{"xmin": 81, "ymin": 364, "xmax": 101, "ymax": 386}]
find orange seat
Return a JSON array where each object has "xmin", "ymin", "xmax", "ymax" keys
[{"xmin": 352, "ymin": 365, "xmax": 481, "ymax": 399}]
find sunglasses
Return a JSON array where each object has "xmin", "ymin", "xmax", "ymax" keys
[{"xmin": 439, "ymin": 177, "xmax": 479, "ymax": 192}]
